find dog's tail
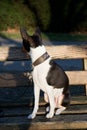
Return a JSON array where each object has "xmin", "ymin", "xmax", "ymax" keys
[{"xmin": 62, "ymin": 90, "xmax": 70, "ymax": 107}]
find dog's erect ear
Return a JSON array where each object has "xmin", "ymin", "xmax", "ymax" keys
[
  {"xmin": 20, "ymin": 27, "xmax": 30, "ymax": 41},
  {"xmin": 20, "ymin": 27, "xmax": 33, "ymax": 52},
  {"xmin": 20, "ymin": 27, "xmax": 42, "ymax": 48},
  {"xmin": 20, "ymin": 27, "xmax": 33, "ymax": 44},
  {"xmin": 33, "ymin": 27, "xmax": 42, "ymax": 42}
]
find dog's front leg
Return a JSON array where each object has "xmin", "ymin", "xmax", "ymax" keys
[
  {"xmin": 28, "ymin": 85, "xmax": 40, "ymax": 119},
  {"xmin": 46, "ymin": 87, "xmax": 55, "ymax": 118}
]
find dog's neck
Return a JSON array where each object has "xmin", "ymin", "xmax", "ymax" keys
[{"xmin": 29, "ymin": 45, "xmax": 47, "ymax": 63}]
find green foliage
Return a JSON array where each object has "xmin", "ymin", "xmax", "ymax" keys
[
  {"xmin": 0, "ymin": 0, "xmax": 36, "ymax": 31},
  {"xmin": 0, "ymin": 0, "xmax": 87, "ymax": 32},
  {"xmin": 29, "ymin": 0, "xmax": 51, "ymax": 30}
]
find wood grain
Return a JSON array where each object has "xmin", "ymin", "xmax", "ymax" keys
[
  {"xmin": 84, "ymin": 59, "xmax": 87, "ymax": 95},
  {"xmin": 0, "ymin": 71, "xmax": 87, "ymax": 87},
  {"xmin": 0, "ymin": 96, "xmax": 87, "ymax": 107},
  {"xmin": 0, "ymin": 73, "xmax": 31, "ymax": 87},
  {"xmin": 0, "ymin": 115, "xmax": 87, "ymax": 130},
  {"xmin": 0, "ymin": 96, "xmax": 87, "ymax": 130},
  {"xmin": 0, "ymin": 45, "xmax": 87, "ymax": 61},
  {"xmin": 0, "ymin": 45, "xmax": 87, "ymax": 130}
]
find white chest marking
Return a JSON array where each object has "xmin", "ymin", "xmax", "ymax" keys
[{"xmin": 30, "ymin": 45, "xmax": 63, "ymax": 95}]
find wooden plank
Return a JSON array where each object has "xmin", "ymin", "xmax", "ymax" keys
[
  {"xmin": 0, "ymin": 45, "xmax": 87, "ymax": 61},
  {"xmin": 0, "ymin": 71, "xmax": 87, "ymax": 87},
  {"xmin": 84, "ymin": 59, "xmax": 87, "ymax": 95},
  {"xmin": 0, "ymin": 114, "xmax": 87, "ymax": 130},
  {"xmin": 0, "ymin": 96, "xmax": 87, "ymax": 130},
  {"xmin": 46, "ymin": 45, "xmax": 87, "ymax": 59},
  {"xmin": 0, "ymin": 44, "xmax": 87, "ymax": 130},
  {"xmin": 0, "ymin": 73, "xmax": 32, "ymax": 87},
  {"xmin": 66, "ymin": 70, "xmax": 87, "ymax": 85},
  {"xmin": 0, "ymin": 46, "xmax": 29, "ymax": 61},
  {"xmin": 1, "ymin": 104, "xmax": 87, "ymax": 117},
  {"xmin": 71, "ymin": 96, "xmax": 87, "ymax": 105},
  {"xmin": 0, "ymin": 96, "xmax": 87, "ymax": 107}
]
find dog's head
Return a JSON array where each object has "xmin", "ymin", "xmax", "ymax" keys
[{"xmin": 20, "ymin": 27, "xmax": 42, "ymax": 52}]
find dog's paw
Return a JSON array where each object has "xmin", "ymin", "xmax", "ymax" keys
[
  {"xmin": 46, "ymin": 106, "xmax": 50, "ymax": 112},
  {"xmin": 27, "ymin": 113, "xmax": 36, "ymax": 119},
  {"xmin": 46, "ymin": 112, "xmax": 54, "ymax": 118},
  {"xmin": 55, "ymin": 107, "xmax": 66, "ymax": 115}
]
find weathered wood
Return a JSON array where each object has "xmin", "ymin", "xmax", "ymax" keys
[
  {"xmin": 66, "ymin": 70, "xmax": 87, "ymax": 85},
  {"xmin": 0, "ymin": 45, "xmax": 87, "ymax": 61},
  {"xmin": 0, "ymin": 96, "xmax": 87, "ymax": 129},
  {"xmin": 0, "ymin": 104, "xmax": 87, "ymax": 118},
  {"xmin": 0, "ymin": 44, "xmax": 87, "ymax": 130},
  {"xmin": 84, "ymin": 59, "xmax": 87, "ymax": 95},
  {"xmin": 0, "ymin": 96, "xmax": 87, "ymax": 107},
  {"xmin": 0, "ymin": 115, "xmax": 87, "ymax": 130},
  {"xmin": 0, "ymin": 73, "xmax": 32, "ymax": 87},
  {"xmin": 46, "ymin": 45, "xmax": 87, "ymax": 59},
  {"xmin": 0, "ymin": 71, "xmax": 87, "ymax": 87},
  {"xmin": 0, "ymin": 46, "xmax": 29, "ymax": 61},
  {"xmin": 7, "ymin": 104, "xmax": 87, "ymax": 116},
  {"xmin": 71, "ymin": 96, "xmax": 87, "ymax": 105}
]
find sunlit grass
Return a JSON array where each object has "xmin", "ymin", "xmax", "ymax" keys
[
  {"xmin": 0, "ymin": 31, "xmax": 87, "ymax": 41},
  {"xmin": 42, "ymin": 33, "xmax": 87, "ymax": 41}
]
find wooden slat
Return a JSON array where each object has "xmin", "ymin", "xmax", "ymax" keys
[
  {"xmin": 66, "ymin": 70, "xmax": 87, "ymax": 85},
  {"xmin": 0, "ymin": 115, "xmax": 87, "ymax": 130},
  {"xmin": 0, "ymin": 45, "xmax": 87, "ymax": 61},
  {"xmin": 0, "ymin": 96, "xmax": 87, "ymax": 129},
  {"xmin": 84, "ymin": 59, "xmax": 87, "ymax": 95},
  {"xmin": 71, "ymin": 96, "xmax": 87, "ymax": 105},
  {"xmin": 0, "ymin": 104, "xmax": 87, "ymax": 117},
  {"xmin": 0, "ymin": 44, "xmax": 87, "ymax": 130},
  {"xmin": 0, "ymin": 96, "xmax": 87, "ymax": 107},
  {"xmin": 0, "ymin": 71, "xmax": 87, "ymax": 87},
  {"xmin": 0, "ymin": 95, "xmax": 87, "ymax": 128},
  {"xmin": 46, "ymin": 45, "xmax": 87, "ymax": 59},
  {"xmin": 0, "ymin": 73, "xmax": 32, "ymax": 87},
  {"xmin": 0, "ymin": 46, "xmax": 29, "ymax": 61}
]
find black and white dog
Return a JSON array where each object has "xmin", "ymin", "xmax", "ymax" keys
[{"xmin": 20, "ymin": 27, "xmax": 70, "ymax": 119}]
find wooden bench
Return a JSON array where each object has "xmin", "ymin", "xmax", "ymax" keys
[{"xmin": 0, "ymin": 45, "xmax": 87, "ymax": 130}]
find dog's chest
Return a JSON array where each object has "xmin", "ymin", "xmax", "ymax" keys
[{"xmin": 32, "ymin": 59, "xmax": 51, "ymax": 92}]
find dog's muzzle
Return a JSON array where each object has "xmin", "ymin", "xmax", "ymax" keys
[{"xmin": 33, "ymin": 52, "xmax": 50, "ymax": 66}]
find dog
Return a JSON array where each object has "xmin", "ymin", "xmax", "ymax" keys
[{"xmin": 20, "ymin": 27, "xmax": 70, "ymax": 119}]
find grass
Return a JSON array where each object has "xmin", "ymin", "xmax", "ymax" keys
[
  {"xmin": 0, "ymin": 31, "xmax": 87, "ymax": 41},
  {"xmin": 42, "ymin": 33, "xmax": 87, "ymax": 41}
]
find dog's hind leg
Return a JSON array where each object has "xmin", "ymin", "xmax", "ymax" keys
[
  {"xmin": 44, "ymin": 93, "xmax": 49, "ymax": 103},
  {"xmin": 55, "ymin": 94, "xmax": 66, "ymax": 115},
  {"xmin": 28, "ymin": 85, "xmax": 40, "ymax": 119},
  {"xmin": 55, "ymin": 107, "xmax": 66, "ymax": 115}
]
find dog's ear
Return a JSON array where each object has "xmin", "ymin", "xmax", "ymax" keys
[
  {"xmin": 20, "ymin": 27, "xmax": 31, "ymax": 41},
  {"xmin": 33, "ymin": 27, "xmax": 42, "ymax": 42},
  {"xmin": 20, "ymin": 27, "xmax": 33, "ymax": 51},
  {"xmin": 20, "ymin": 27, "xmax": 34, "ymax": 43}
]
